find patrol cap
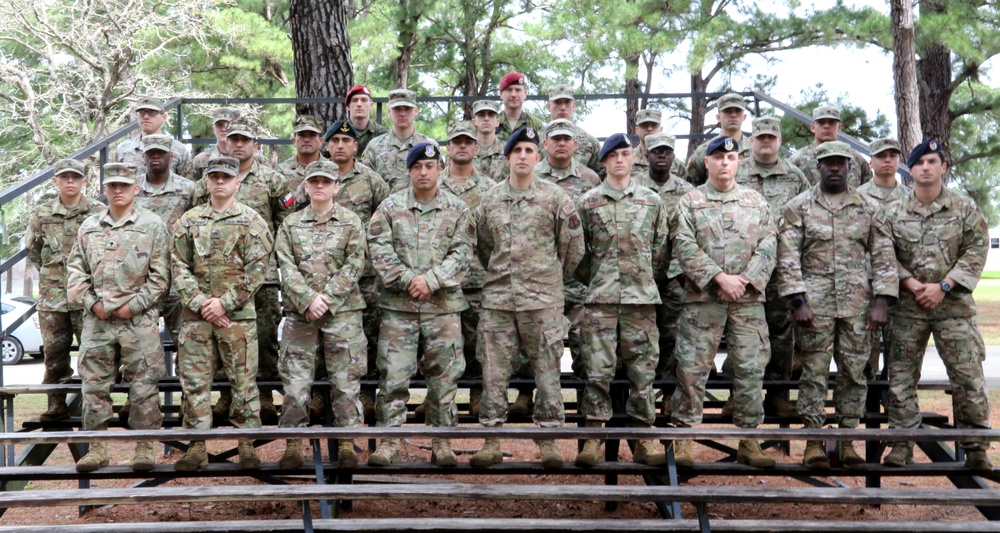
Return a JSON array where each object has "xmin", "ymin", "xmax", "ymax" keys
[
  {"xmin": 324, "ymin": 120, "xmax": 358, "ymax": 142},
  {"xmin": 547, "ymin": 84, "xmax": 574, "ymax": 101},
  {"xmin": 717, "ymin": 93, "xmax": 747, "ymax": 112},
  {"xmin": 705, "ymin": 136, "xmax": 739, "ymax": 155},
  {"xmin": 869, "ymin": 137, "xmax": 901, "ymax": 156},
  {"xmin": 543, "ymin": 119, "xmax": 576, "ymax": 139},
  {"xmin": 599, "ymin": 133, "xmax": 632, "ymax": 161},
  {"xmin": 134, "ymin": 97, "xmax": 165, "ymax": 114},
  {"xmin": 473, "ymin": 100, "xmax": 500, "ymax": 115},
  {"xmin": 345, "ymin": 84, "xmax": 372, "ymax": 104},
  {"xmin": 503, "ymin": 127, "xmax": 539, "ymax": 156},
  {"xmin": 226, "ymin": 120, "xmax": 256, "ymax": 139},
  {"xmin": 406, "ymin": 143, "xmax": 441, "ymax": 168},
  {"xmin": 103, "ymin": 163, "xmax": 137, "ymax": 185},
  {"xmin": 387, "ymin": 89, "xmax": 417, "ymax": 109},
  {"xmin": 813, "ymin": 106, "xmax": 841, "ymax": 121},
  {"xmin": 499, "ymin": 72, "xmax": 526, "ymax": 92},
  {"xmin": 751, "ymin": 117, "xmax": 781, "ymax": 138},
  {"xmin": 54, "ymin": 159, "xmax": 86, "ymax": 177},
  {"xmin": 211, "ymin": 107, "xmax": 239, "ymax": 124},
  {"xmin": 142, "ymin": 134, "xmax": 173, "ymax": 153},
  {"xmin": 205, "ymin": 156, "xmax": 240, "ymax": 177},
  {"xmin": 815, "ymin": 141, "xmax": 853, "ymax": 160},
  {"xmin": 645, "ymin": 133, "xmax": 675, "ymax": 151},
  {"xmin": 304, "ymin": 160, "xmax": 340, "ymax": 181},
  {"xmin": 906, "ymin": 138, "xmax": 946, "ymax": 168},
  {"xmin": 292, "ymin": 115, "xmax": 324, "ymax": 135},
  {"xmin": 635, "ymin": 109, "xmax": 662, "ymax": 125},
  {"xmin": 447, "ymin": 121, "xmax": 478, "ymax": 142}
]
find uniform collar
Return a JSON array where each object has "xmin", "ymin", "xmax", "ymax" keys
[
  {"xmin": 98, "ymin": 205, "xmax": 140, "ymax": 228},
  {"xmin": 137, "ymin": 172, "xmax": 185, "ymax": 194},
  {"xmin": 903, "ymin": 186, "xmax": 952, "ymax": 217}
]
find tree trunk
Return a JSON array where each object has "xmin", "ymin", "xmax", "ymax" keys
[
  {"xmin": 688, "ymin": 73, "xmax": 710, "ymax": 159},
  {"xmin": 289, "ymin": 0, "xmax": 353, "ymax": 124},
  {"xmin": 624, "ymin": 52, "xmax": 641, "ymax": 135},
  {"xmin": 916, "ymin": 0, "xmax": 952, "ymax": 161},
  {"xmin": 891, "ymin": 0, "xmax": 921, "ymax": 156},
  {"xmin": 395, "ymin": 31, "xmax": 418, "ymax": 89}
]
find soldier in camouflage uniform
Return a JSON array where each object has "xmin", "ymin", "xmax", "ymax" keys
[
  {"xmin": 788, "ymin": 106, "xmax": 872, "ymax": 187},
  {"xmin": 189, "ymin": 107, "xmax": 239, "ymax": 181},
  {"xmin": 362, "ymin": 89, "xmax": 439, "ymax": 193},
  {"xmin": 472, "ymin": 100, "xmax": 508, "ymax": 181},
  {"xmin": 367, "ymin": 143, "xmax": 473, "ymax": 467},
  {"xmin": 496, "ymin": 72, "xmax": 545, "ymax": 143},
  {"xmin": 671, "ymin": 136, "xmax": 776, "ymax": 469},
  {"xmin": 66, "ymin": 163, "xmax": 170, "ymax": 472},
  {"xmin": 776, "ymin": 141, "xmax": 898, "ymax": 470},
  {"xmin": 173, "ymin": 156, "xmax": 273, "ymax": 472},
  {"xmin": 277, "ymin": 115, "xmax": 328, "ymax": 193},
  {"xmin": 685, "ymin": 93, "xmax": 752, "ymax": 186},
  {"xmin": 346, "ymin": 85, "xmax": 388, "ymax": 155},
  {"xmin": 470, "ymin": 127, "xmax": 585, "ymax": 470},
  {"xmin": 115, "ymin": 97, "xmax": 191, "ymax": 177},
  {"xmin": 631, "ymin": 110, "xmax": 685, "ymax": 184},
  {"xmin": 193, "ymin": 120, "xmax": 290, "ymax": 424},
  {"xmin": 878, "ymin": 139, "xmax": 993, "ymax": 473},
  {"xmin": 543, "ymin": 84, "xmax": 603, "ymax": 178},
  {"xmin": 575, "ymin": 134, "xmax": 669, "ymax": 468},
  {"xmin": 26, "ymin": 159, "xmax": 106, "ymax": 422},
  {"xmin": 275, "ymin": 160, "xmax": 368, "ymax": 470}
]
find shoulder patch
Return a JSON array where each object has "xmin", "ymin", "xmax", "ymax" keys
[
  {"xmin": 561, "ymin": 202, "xmax": 576, "ymax": 217},
  {"xmin": 782, "ymin": 206, "xmax": 802, "ymax": 226},
  {"xmin": 466, "ymin": 222, "xmax": 476, "ymax": 237},
  {"xmin": 568, "ymin": 214, "xmax": 581, "ymax": 230},
  {"xmin": 369, "ymin": 220, "xmax": 384, "ymax": 236}
]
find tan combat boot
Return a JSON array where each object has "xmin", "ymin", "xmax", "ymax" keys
[
  {"xmin": 802, "ymin": 440, "xmax": 830, "ymax": 469},
  {"xmin": 369, "ymin": 438, "xmax": 402, "ymax": 466},
  {"xmin": 39, "ymin": 394, "xmax": 69, "ymax": 423},
  {"xmin": 537, "ymin": 439, "xmax": 563, "ymax": 469},
  {"xmin": 634, "ymin": 439, "xmax": 667, "ymax": 466},
  {"xmin": 882, "ymin": 442, "xmax": 914, "ymax": 467},
  {"xmin": 76, "ymin": 442, "xmax": 110, "ymax": 472},
  {"xmin": 469, "ymin": 387, "xmax": 483, "ymax": 417},
  {"xmin": 431, "ymin": 439, "xmax": 458, "ymax": 467},
  {"xmin": 965, "ymin": 449, "xmax": 994, "ymax": 473},
  {"xmin": 414, "ymin": 398, "xmax": 429, "ymax": 417},
  {"xmin": 673, "ymin": 440, "xmax": 694, "ymax": 467},
  {"xmin": 737, "ymin": 440, "xmax": 776, "ymax": 469},
  {"xmin": 763, "ymin": 392, "xmax": 798, "ymax": 418},
  {"xmin": 470, "ymin": 437, "xmax": 503, "ymax": 467},
  {"xmin": 338, "ymin": 439, "xmax": 358, "ymax": 469},
  {"xmin": 175, "ymin": 441, "xmax": 208, "ymax": 471},
  {"xmin": 720, "ymin": 396, "xmax": 734, "ymax": 417},
  {"xmin": 211, "ymin": 390, "xmax": 232, "ymax": 421},
  {"xmin": 840, "ymin": 441, "xmax": 867, "ymax": 470},
  {"xmin": 574, "ymin": 420, "xmax": 603, "ymax": 468},
  {"xmin": 258, "ymin": 391, "xmax": 279, "ymax": 425},
  {"xmin": 131, "ymin": 441, "xmax": 156, "ymax": 472},
  {"xmin": 359, "ymin": 394, "xmax": 375, "ymax": 419},
  {"xmin": 309, "ymin": 393, "xmax": 326, "ymax": 421},
  {"xmin": 279, "ymin": 439, "xmax": 304, "ymax": 470},
  {"xmin": 118, "ymin": 399, "xmax": 132, "ymax": 424},
  {"xmin": 509, "ymin": 390, "xmax": 534, "ymax": 417},
  {"xmin": 238, "ymin": 439, "xmax": 261, "ymax": 470}
]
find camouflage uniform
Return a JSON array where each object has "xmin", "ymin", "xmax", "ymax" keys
[
  {"xmin": 66, "ymin": 205, "xmax": 170, "ymax": 431},
  {"xmin": 671, "ymin": 184, "xmax": 776, "ymax": 428},
  {"xmin": 173, "ymin": 201, "xmax": 272, "ymax": 429},
  {"xmin": 474, "ymin": 140, "xmax": 508, "ymax": 181},
  {"xmin": 368, "ymin": 188, "xmax": 473, "ymax": 427},
  {"xmin": 577, "ymin": 180, "xmax": 669, "ymax": 424},
  {"xmin": 190, "ymin": 146, "xmax": 267, "ymax": 182},
  {"xmin": 632, "ymin": 153, "xmax": 686, "ymax": 187},
  {"xmin": 476, "ymin": 179, "xmax": 585, "ymax": 427},
  {"xmin": 276, "ymin": 204, "xmax": 367, "ymax": 429},
  {"xmin": 789, "ymin": 142, "xmax": 872, "ymax": 187},
  {"xmin": 496, "ymin": 112, "xmax": 544, "ymax": 144},
  {"xmin": 362, "ymin": 131, "xmax": 439, "ymax": 193},
  {"xmin": 26, "ymin": 194, "xmax": 105, "ymax": 389},
  {"xmin": 777, "ymin": 185, "xmax": 898, "ymax": 428},
  {"xmin": 540, "ymin": 125, "xmax": 603, "ymax": 179},
  {"xmin": 878, "ymin": 187, "xmax": 992, "ymax": 450},
  {"xmin": 355, "ymin": 121, "xmax": 388, "ymax": 156},
  {"xmin": 654, "ymin": 175, "xmax": 694, "ymax": 378},
  {"xmin": 685, "ymin": 135, "xmax": 751, "ymax": 187},
  {"xmin": 116, "ymin": 134, "xmax": 191, "ymax": 177},
  {"xmin": 277, "ymin": 153, "xmax": 330, "ymax": 194}
]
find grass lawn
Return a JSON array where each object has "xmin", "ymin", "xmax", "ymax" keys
[{"xmin": 973, "ymin": 285, "xmax": 1000, "ymax": 344}]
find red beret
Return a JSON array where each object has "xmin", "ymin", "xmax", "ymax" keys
[
  {"xmin": 345, "ymin": 85, "xmax": 372, "ymax": 104},
  {"xmin": 499, "ymin": 72, "xmax": 526, "ymax": 92}
]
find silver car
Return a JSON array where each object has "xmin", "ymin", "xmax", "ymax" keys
[{"xmin": 1, "ymin": 296, "xmax": 44, "ymax": 365}]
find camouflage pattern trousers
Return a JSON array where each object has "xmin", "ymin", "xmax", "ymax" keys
[
  {"xmin": 887, "ymin": 315, "xmax": 992, "ymax": 450},
  {"xmin": 672, "ymin": 301, "xmax": 766, "ymax": 428},
  {"xmin": 513, "ymin": 302, "xmax": 583, "ymax": 379},
  {"xmin": 722, "ymin": 280, "xmax": 794, "ymax": 381},
  {"xmin": 796, "ymin": 315, "xmax": 869, "ymax": 429},
  {"xmin": 655, "ymin": 278, "xmax": 683, "ymax": 380},
  {"xmin": 376, "ymin": 309, "xmax": 465, "ymax": 428},
  {"xmin": 461, "ymin": 289, "xmax": 483, "ymax": 380},
  {"xmin": 580, "ymin": 304, "xmax": 659, "ymax": 425},
  {"xmin": 38, "ymin": 309, "xmax": 84, "ymax": 386},
  {"xmin": 179, "ymin": 315, "xmax": 261, "ymax": 430},
  {"xmin": 278, "ymin": 311, "xmax": 367, "ymax": 428},
  {"xmin": 78, "ymin": 310, "xmax": 165, "ymax": 430},
  {"xmin": 478, "ymin": 307, "xmax": 567, "ymax": 428}
]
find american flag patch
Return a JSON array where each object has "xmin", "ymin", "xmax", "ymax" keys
[{"xmin": 282, "ymin": 192, "xmax": 294, "ymax": 207}]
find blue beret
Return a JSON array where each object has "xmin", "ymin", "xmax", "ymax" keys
[
  {"xmin": 324, "ymin": 120, "xmax": 358, "ymax": 142},
  {"xmin": 406, "ymin": 143, "xmax": 441, "ymax": 169},
  {"xmin": 599, "ymin": 133, "xmax": 632, "ymax": 161},
  {"xmin": 705, "ymin": 136, "xmax": 739, "ymax": 155},
  {"xmin": 503, "ymin": 127, "xmax": 539, "ymax": 156},
  {"xmin": 906, "ymin": 138, "xmax": 945, "ymax": 168}
]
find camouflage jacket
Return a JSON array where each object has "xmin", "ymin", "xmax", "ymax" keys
[
  {"xmin": 136, "ymin": 172, "xmax": 195, "ymax": 229},
  {"xmin": 539, "ymin": 124, "xmax": 603, "ymax": 179},
  {"xmin": 172, "ymin": 202, "xmax": 273, "ymax": 321},
  {"xmin": 476, "ymin": 178, "xmax": 585, "ymax": 311},
  {"xmin": 631, "ymin": 151, "xmax": 686, "ymax": 183},
  {"xmin": 788, "ymin": 141, "xmax": 872, "ymax": 187},
  {"xmin": 277, "ymin": 153, "xmax": 330, "ymax": 195},
  {"xmin": 116, "ymin": 133, "xmax": 191, "ymax": 177},
  {"xmin": 657, "ymin": 176, "xmax": 695, "ymax": 279},
  {"xmin": 878, "ymin": 187, "xmax": 988, "ymax": 319},
  {"xmin": 368, "ymin": 188, "xmax": 473, "ymax": 314},
  {"xmin": 276, "ymin": 204, "xmax": 366, "ymax": 318},
  {"xmin": 578, "ymin": 180, "xmax": 669, "ymax": 305},
  {"xmin": 734, "ymin": 157, "xmax": 810, "ymax": 215},
  {"xmin": 474, "ymin": 139, "xmax": 509, "ymax": 181},
  {"xmin": 776, "ymin": 185, "xmax": 898, "ymax": 318},
  {"xmin": 66, "ymin": 206, "xmax": 170, "ymax": 316},
  {"xmin": 673, "ymin": 183, "xmax": 776, "ymax": 303},
  {"xmin": 361, "ymin": 130, "xmax": 439, "ymax": 193},
  {"xmin": 189, "ymin": 145, "xmax": 267, "ymax": 181},
  {"xmin": 685, "ymin": 135, "xmax": 751, "ymax": 186},
  {"xmin": 440, "ymin": 166, "xmax": 497, "ymax": 290},
  {"xmin": 355, "ymin": 120, "xmax": 388, "ymax": 156},
  {"xmin": 856, "ymin": 179, "xmax": 909, "ymax": 207},
  {"xmin": 496, "ymin": 111, "xmax": 544, "ymax": 143},
  {"xmin": 26, "ymin": 196, "xmax": 106, "ymax": 312}
]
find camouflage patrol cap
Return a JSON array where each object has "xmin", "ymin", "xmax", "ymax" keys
[
  {"xmin": 324, "ymin": 120, "xmax": 358, "ymax": 142},
  {"xmin": 211, "ymin": 107, "xmax": 239, "ymax": 124},
  {"xmin": 292, "ymin": 115, "xmax": 324, "ymax": 134},
  {"xmin": 134, "ymin": 97, "xmax": 165, "ymax": 114},
  {"xmin": 142, "ymin": 134, "xmax": 173, "ymax": 153},
  {"xmin": 869, "ymin": 137, "xmax": 901, "ymax": 156},
  {"xmin": 473, "ymin": 100, "xmax": 500, "ymax": 115},
  {"xmin": 54, "ymin": 159, "xmax": 86, "ymax": 177},
  {"xmin": 103, "ymin": 163, "xmax": 137, "ymax": 185},
  {"xmin": 813, "ymin": 106, "xmax": 841, "ymax": 121},
  {"xmin": 543, "ymin": 119, "xmax": 576, "ymax": 139},
  {"xmin": 305, "ymin": 160, "xmax": 340, "ymax": 181},
  {"xmin": 226, "ymin": 120, "xmax": 256, "ymax": 139},
  {"xmin": 815, "ymin": 141, "xmax": 853, "ymax": 160},
  {"xmin": 717, "ymin": 93, "xmax": 747, "ymax": 112},
  {"xmin": 205, "ymin": 156, "xmax": 240, "ymax": 177},
  {"xmin": 447, "ymin": 121, "xmax": 478, "ymax": 142},
  {"xmin": 635, "ymin": 109, "xmax": 662, "ymax": 125},
  {"xmin": 547, "ymin": 84, "xmax": 575, "ymax": 101},
  {"xmin": 751, "ymin": 117, "xmax": 781, "ymax": 138},
  {"xmin": 645, "ymin": 133, "xmax": 675, "ymax": 151},
  {"xmin": 388, "ymin": 89, "xmax": 418, "ymax": 109}
]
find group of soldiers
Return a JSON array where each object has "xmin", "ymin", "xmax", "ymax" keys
[{"xmin": 26, "ymin": 74, "xmax": 993, "ymax": 475}]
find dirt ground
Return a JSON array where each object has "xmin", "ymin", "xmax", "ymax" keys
[{"xmin": 1, "ymin": 390, "xmax": 997, "ymax": 527}]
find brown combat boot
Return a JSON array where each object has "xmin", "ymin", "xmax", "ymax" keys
[
  {"xmin": 720, "ymin": 396, "xmax": 734, "ymax": 417},
  {"xmin": 431, "ymin": 439, "xmax": 458, "ymax": 467},
  {"xmin": 211, "ymin": 389, "xmax": 232, "ymax": 421},
  {"xmin": 883, "ymin": 443, "xmax": 914, "ymax": 467},
  {"xmin": 965, "ymin": 449, "xmax": 994, "ymax": 473},
  {"xmin": 469, "ymin": 387, "xmax": 483, "ymax": 417},
  {"xmin": 238, "ymin": 439, "xmax": 261, "ymax": 470},
  {"xmin": 575, "ymin": 420, "xmax": 603, "ymax": 468},
  {"xmin": 470, "ymin": 437, "xmax": 503, "ymax": 467},
  {"xmin": 673, "ymin": 440, "xmax": 694, "ymax": 467},
  {"xmin": 359, "ymin": 394, "xmax": 375, "ymax": 419},
  {"xmin": 509, "ymin": 390, "xmax": 534, "ymax": 417},
  {"xmin": 763, "ymin": 392, "xmax": 798, "ymax": 418},
  {"xmin": 279, "ymin": 439, "xmax": 304, "ymax": 470},
  {"xmin": 175, "ymin": 441, "xmax": 208, "ymax": 471},
  {"xmin": 338, "ymin": 439, "xmax": 358, "ymax": 469},
  {"xmin": 802, "ymin": 440, "xmax": 830, "ymax": 469},
  {"xmin": 369, "ymin": 438, "xmax": 402, "ymax": 466},
  {"xmin": 258, "ymin": 390, "xmax": 278, "ymax": 425},
  {"xmin": 39, "ymin": 394, "xmax": 70, "ymax": 423},
  {"xmin": 537, "ymin": 440, "xmax": 563, "ymax": 469},
  {"xmin": 308, "ymin": 392, "xmax": 326, "ymax": 421},
  {"xmin": 131, "ymin": 441, "xmax": 156, "ymax": 472},
  {"xmin": 76, "ymin": 442, "xmax": 110, "ymax": 472},
  {"xmin": 737, "ymin": 439, "xmax": 776, "ymax": 468},
  {"xmin": 840, "ymin": 441, "xmax": 867, "ymax": 470}
]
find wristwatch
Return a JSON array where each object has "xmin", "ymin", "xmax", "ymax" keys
[
  {"xmin": 791, "ymin": 296, "xmax": 806, "ymax": 309},
  {"xmin": 939, "ymin": 281, "xmax": 952, "ymax": 293}
]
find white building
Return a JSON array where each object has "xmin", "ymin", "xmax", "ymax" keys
[{"xmin": 986, "ymin": 226, "xmax": 1000, "ymax": 272}]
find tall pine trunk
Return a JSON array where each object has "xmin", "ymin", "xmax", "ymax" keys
[{"xmin": 289, "ymin": 0, "xmax": 353, "ymax": 123}]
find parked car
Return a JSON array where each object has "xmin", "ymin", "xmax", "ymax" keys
[{"xmin": 1, "ymin": 296, "xmax": 44, "ymax": 365}]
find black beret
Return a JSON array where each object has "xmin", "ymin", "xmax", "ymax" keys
[
  {"xmin": 503, "ymin": 127, "xmax": 539, "ymax": 156},
  {"xmin": 599, "ymin": 133, "xmax": 632, "ymax": 161},
  {"xmin": 406, "ymin": 143, "xmax": 441, "ymax": 169},
  {"xmin": 906, "ymin": 138, "xmax": 945, "ymax": 168},
  {"xmin": 324, "ymin": 120, "xmax": 358, "ymax": 142},
  {"xmin": 705, "ymin": 136, "xmax": 738, "ymax": 155}
]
